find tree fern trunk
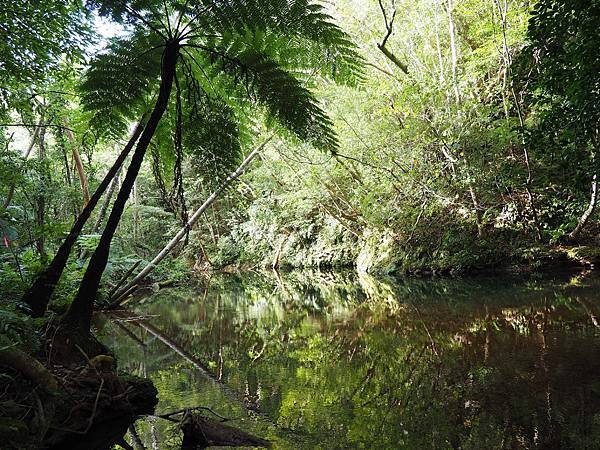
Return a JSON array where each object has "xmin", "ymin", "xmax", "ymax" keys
[
  {"xmin": 64, "ymin": 41, "xmax": 180, "ymax": 333},
  {"xmin": 22, "ymin": 120, "xmax": 145, "ymax": 317}
]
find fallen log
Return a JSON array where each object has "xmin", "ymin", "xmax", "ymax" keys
[{"xmin": 181, "ymin": 412, "xmax": 271, "ymax": 449}]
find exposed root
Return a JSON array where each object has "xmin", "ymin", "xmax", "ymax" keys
[{"xmin": 0, "ymin": 347, "xmax": 157, "ymax": 449}]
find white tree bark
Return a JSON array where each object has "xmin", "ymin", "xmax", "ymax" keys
[{"xmin": 569, "ymin": 174, "xmax": 597, "ymax": 240}]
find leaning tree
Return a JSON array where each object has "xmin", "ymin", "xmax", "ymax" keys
[{"xmin": 24, "ymin": 0, "xmax": 362, "ymax": 333}]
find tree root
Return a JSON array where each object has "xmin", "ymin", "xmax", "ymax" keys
[{"xmin": 0, "ymin": 347, "xmax": 58, "ymax": 393}]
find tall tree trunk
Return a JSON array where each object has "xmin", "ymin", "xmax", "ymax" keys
[
  {"xmin": 109, "ymin": 136, "xmax": 272, "ymax": 306},
  {"xmin": 36, "ymin": 126, "xmax": 48, "ymax": 260},
  {"xmin": 447, "ymin": 0, "xmax": 461, "ymax": 105},
  {"xmin": 63, "ymin": 118, "xmax": 91, "ymax": 208},
  {"xmin": 569, "ymin": 173, "xmax": 597, "ymax": 240},
  {"xmin": 64, "ymin": 41, "xmax": 180, "ymax": 333},
  {"xmin": 22, "ymin": 120, "xmax": 146, "ymax": 317},
  {"xmin": 58, "ymin": 128, "xmax": 73, "ymax": 187},
  {"xmin": 91, "ymin": 165, "xmax": 121, "ymax": 234}
]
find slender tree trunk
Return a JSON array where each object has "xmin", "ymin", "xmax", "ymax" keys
[
  {"xmin": 63, "ymin": 118, "xmax": 91, "ymax": 208},
  {"xmin": 447, "ymin": 0, "xmax": 461, "ymax": 105},
  {"xmin": 469, "ymin": 185, "xmax": 484, "ymax": 237},
  {"xmin": 64, "ymin": 41, "xmax": 180, "ymax": 333},
  {"xmin": 569, "ymin": 173, "xmax": 597, "ymax": 240},
  {"xmin": 433, "ymin": 1, "xmax": 446, "ymax": 86},
  {"xmin": 22, "ymin": 120, "xmax": 146, "ymax": 317},
  {"xmin": 92, "ymin": 165, "xmax": 121, "ymax": 234},
  {"xmin": 36, "ymin": 126, "xmax": 48, "ymax": 260},
  {"xmin": 109, "ymin": 136, "xmax": 272, "ymax": 306},
  {"xmin": 57, "ymin": 128, "xmax": 73, "ymax": 187},
  {"xmin": 203, "ymin": 212, "xmax": 217, "ymax": 245}
]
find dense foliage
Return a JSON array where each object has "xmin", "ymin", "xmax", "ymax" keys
[
  {"xmin": 187, "ymin": 0, "xmax": 600, "ymax": 274},
  {"xmin": 1, "ymin": 0, "xmax": 599, "ymax": 308},
  {"xmin": 1, "ymin": 1, "xmax": 600, "ymax": 448}
]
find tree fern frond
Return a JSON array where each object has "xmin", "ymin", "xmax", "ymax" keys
[
  {"xmin": 187, "ymin": 43, "xmax": 337, "ymax": 151},
  {"xmin": 180, "ymin": 66, "xmax": 244, "ymax": 186},
  {"xmin": 148, "ymin": 62, "xmax": 245, "ymax": 189},
  {"xmin": 182, "ymin": 0, "xmax": 363, "ymax": 84},
  {"xmin": 87, "ymin": 0, "xmax": 163, "ymax": 26},
  {"xmin": 79, "ymin": 29, "xmax": 163, "ymax": 137}
]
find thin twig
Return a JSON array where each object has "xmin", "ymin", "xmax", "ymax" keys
[{"xmin": 155, "ymin": 405, "xmax": 229, "ymax": 422}]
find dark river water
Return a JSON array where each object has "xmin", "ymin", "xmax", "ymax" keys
[{"xmin": 100, "ymin": 269, "xmax": 600, "ymax": 449}]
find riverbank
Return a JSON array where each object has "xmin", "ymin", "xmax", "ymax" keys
[
  {"xmin": 205, "ymin": 229, "xmax": 600, "ymax": 278},
  {"xmin": 0, "ymin": 310, "xmax": 158, "ymax": 449}
]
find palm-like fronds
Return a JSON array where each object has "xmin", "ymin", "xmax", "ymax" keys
[
  {"xmin": 81, "ymin": 0, "xmax": 362, "ymax": 164},
  {"xmin": 183, "ymin": 0, "xmax": 363, "ymax": 84},
  {"xmin": 181, "ymin": 72, "xmax": 243, "ymax": 183},
  {"xmin": 194, "ymin": 42, "xmax": 337, "ymax": 150},
  {"xmin": 43, "ymin": 0, "xmax": 363, "ymax": 325},
  {"xmin": 80, "ymin": 29, "xmax": 163, "ymax": 137}
]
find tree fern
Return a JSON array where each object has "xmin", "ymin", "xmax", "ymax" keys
[{"xmin": 33, "ymin": 0, "xmax": 363, "ymax": 325}]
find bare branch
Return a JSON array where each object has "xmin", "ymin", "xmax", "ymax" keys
[{"xmin": 376, "ymin": 0, "xmax": 408, "ymax": 74}]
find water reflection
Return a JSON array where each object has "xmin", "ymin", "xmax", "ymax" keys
[{"xmin": 102, "ymin": 270, "xmax": 600, "ymax": 449}]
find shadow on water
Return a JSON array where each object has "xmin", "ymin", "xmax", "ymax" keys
[{"xmin": 100, "ymin": 269, "xmax": 600, "ymax": 449}]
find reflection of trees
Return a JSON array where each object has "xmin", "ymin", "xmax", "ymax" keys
[{"xmin": 107, "ymin": 271, "xmax": 600, "ymax": 448}]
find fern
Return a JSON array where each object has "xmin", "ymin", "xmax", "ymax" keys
[
  {"xmin": 81, "ymin": 0, "xmax": 363, "ymax": 163},
  {"xmin": 186, "ymin": 43, "xmax": 336, "ymax": 150},
  {"xmin": 79, "ymin": 28, "xmax": 163, "ymax": 137},
  {"xmin": 181, "ymin": 71, "xmax": 244, "ymax": 186},
  {"xmin": 184, "ymin": 0, "xmax": 363, "ymax": 85}
]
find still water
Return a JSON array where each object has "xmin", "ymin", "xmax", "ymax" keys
[{"xmin": 101, "ymin": 269, "xmax": 600, "ymax": 449}]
